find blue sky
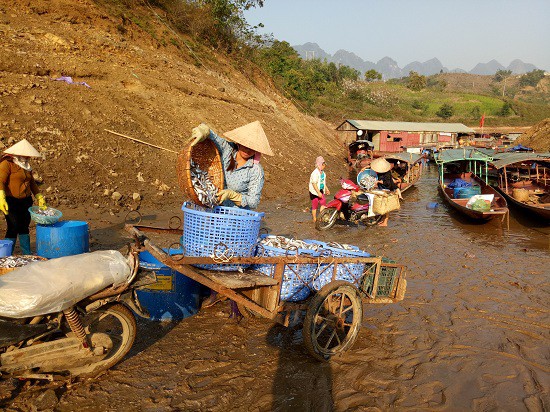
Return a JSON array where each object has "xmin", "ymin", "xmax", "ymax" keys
[{"xmin": 243, "ymin": 0, "xmax": 550, "ymax": 71}]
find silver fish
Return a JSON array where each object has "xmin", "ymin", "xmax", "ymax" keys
[{"xmin": 190, "ymin": 160, "xmax": 219, "ymax": 207}]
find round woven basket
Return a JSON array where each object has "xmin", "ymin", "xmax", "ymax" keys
[{"xmin": 177, "ymin": 139, "xmax": 224, "ymax": 206}]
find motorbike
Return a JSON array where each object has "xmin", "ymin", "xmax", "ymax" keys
[
  {"xmin": 316, "ymin": 179, "xmax": 383, "ymax": 230},
  {"xmin": 0, "ymin": 250, "xmax": 155, "ymax": 380}
]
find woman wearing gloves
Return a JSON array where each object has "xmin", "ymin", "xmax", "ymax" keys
[
  {"xmin": 0, "ymin": 139, "xmax": 46, "ymax": 255},
  {"xmin": 190, "ymin": 120, "xmax": 273, "ymax": 210}
]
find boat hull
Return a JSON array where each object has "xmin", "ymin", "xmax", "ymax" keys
[{"xmin": 494, "ymin": 186, "xmax": 550, "ymax": 222}]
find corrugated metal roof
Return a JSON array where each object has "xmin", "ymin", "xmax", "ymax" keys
[
  {"xmin": 489, "ymin": 152, "xmax": 550, "ymax": 169},
  {"xmin": 435, "ymin": 148, "xmax": 494, "ymax": 164},
  {"xmin": 383, "ymin": 152, "xmax": 423, "ymax": 164},
  {"xmin": 342, "ymin": 120, "xmax": 475, "ymax": 134}
]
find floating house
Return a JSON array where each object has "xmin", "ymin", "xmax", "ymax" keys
[{"xmin": 336, "ymin": 120, "xmax": 475, "ymax": 153}]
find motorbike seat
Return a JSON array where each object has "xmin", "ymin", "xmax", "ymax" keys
[
  {"xmin": 356, "ymin": 193, "xmax": 370, "ymax": 205},
  {"xmin": 0, "ymin": 251, "xmax": 131, "ymax": 319}
]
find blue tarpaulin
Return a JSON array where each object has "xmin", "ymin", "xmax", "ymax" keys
[
  {"xmin": 447, "ymin": 178, "xmax": 472, "ymax": 189},
  {"xmin": 508, "ymin": 144, "xmax": 533, "ymax": 152}
]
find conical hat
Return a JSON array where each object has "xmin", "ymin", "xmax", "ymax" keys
[
  {"xmin": 370, "ymin": 157, "xmax": 391, "ymax": 173},
  {"xmin": 222, "ymin": 121, "xmax": 274, "ymax": 156},
  {"xmin": 4, "ymin": 139, "xmax": 41, "ymax": 158}
]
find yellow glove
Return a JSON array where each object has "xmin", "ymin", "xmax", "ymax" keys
[
  {"xmin": 190, "ymin": 123, "xmax": 210, "ymax": 147},
  {"xmin": 0, "ymin": 190, "xmax": 8, "ymax": 215},
  {"xmin": 36, "ymin": 193, "xmax": 47, "ymax": 210},
  {"xmin": 217, "ymin": 189, "xmax": 242, "ymax": 207}
]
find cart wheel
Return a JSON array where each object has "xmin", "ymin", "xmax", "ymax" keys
[
  {"xmin": 315, "ymin": 208, "xmax": 338, "ymax": 231},
  {"xmin": 303, "ymin": 281, "xmax": 362, "ymax": 361}
]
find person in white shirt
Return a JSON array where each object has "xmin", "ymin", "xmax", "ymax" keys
[{"xmin": 309, "ymin": 156, "xmax": 330, "ymax": 222}]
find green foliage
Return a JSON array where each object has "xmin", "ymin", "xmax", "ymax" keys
[
  {"xmin": 407, "ymin": 71, "xmax": 426, "ymax": 91},
  {"xmin": 519, "ymin": 69, "xmax": 545, "ymax": 87},
  {"xmin": 426, "ymin": 76, "xmax": 447, "ymax": 92},
  {"xmin": 493, "ymin": 70, "xmax": 512, "ymax": 82},
  {"xmin": 436, "ymin": 103, "xmax": 454, "ymax": 119},
  {"xmin": 469, "ymin": 105, "xmax": 481, "ymax": 119},
  {"xmin": 364, "ymin": 69, "xmax": 382, "ymax": 82},
  {"xmin": 498, "ymin": 101, "xmax": 513, "ymax": 117},
  {"xmin": 411, "ymin": 100, "xmax": 428, "ymax": 112}
]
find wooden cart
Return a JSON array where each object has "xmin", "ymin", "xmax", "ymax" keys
[{"xmin": 126, "ymin": 224, "xmax": 407, "ymax": 361}]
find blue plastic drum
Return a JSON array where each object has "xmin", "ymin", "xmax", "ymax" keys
[
  {"xmin": 36, "ymin": 221, "xmax": 89, "ymax": 258},
  {"xmin": 0, "ymin": 239, "xmax": 13, "ymax": 257},
  {"xmin": 136, "ymin": 249, "xmax": 201, "ymax": 321}
]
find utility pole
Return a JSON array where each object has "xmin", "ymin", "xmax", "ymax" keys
[{"xmin": 502, "ymin": 76, "xmax": 507, "ymax": 97}]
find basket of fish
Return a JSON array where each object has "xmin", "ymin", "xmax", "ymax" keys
[
  {"xmin": 303, "ymin": 240, "xmax": 370, "ymax": 290},
  {"xmin": 0, "ymin": 255, "xmax": 47, "ymax": 276},
  {"xmin": 28, "ymin": 206, "xmax": 63, "ymax": 225},
  {"xmin": 177, "ymin": 139, "xmax": 224, "ymax": 207},
  {"xmin": 253, "ymin": 235, "xmax": 322, "ymax": 302}
]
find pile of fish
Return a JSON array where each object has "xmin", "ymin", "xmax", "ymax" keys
[
  {"xmin": 259, "ymin": 235, "xmax": 319, "ymax": 251},
  {"xmin": 0, "ymin": 255, "xmax": 43, "ymax": 268},
  {"xmin": 359, "ymin": 174, "xmax": 378, "ymax": 190},
  {"xmin": 190, "ymin": 160, "xmax": 219, "ymax": 208},
  {"xmin": 258, "ymin": 236, "xmax": 357, "ymax": 253},
  {"xmin": 34, "ymin": 208, "xmax": 58, "ymax": 217}
]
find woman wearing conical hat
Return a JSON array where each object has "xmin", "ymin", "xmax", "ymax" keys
[
  {"xmin": 0, "ymin": 139, "xmax": 47, "ymax": 254},
  {"xmin": 370, "ymin": 157, "xmax": 401, "ymax": 227},
  {"xmin": 190, "ymin": 121, "xmax": 273, "ymax": 209}
]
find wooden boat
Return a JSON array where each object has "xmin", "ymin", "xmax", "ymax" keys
[
  {"xmin": 382, "ymin": 152, "xmax": 423, "ymax": 193},
  {"xmin": 487, "ymin": 152, "xmax": 550, "ymax": 222},
  {"xmin": 436, "ymin": 149, "xmax": 509, "ymax": 221}
]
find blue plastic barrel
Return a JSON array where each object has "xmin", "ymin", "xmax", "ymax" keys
[
  {"xmin": 36, "ymin": 221, "xmax": 89, "ymax": 258},
  {"xmin": 136, "ymin": 249, "xmax": 201, "ymax": 321},
  {"xmin": 453, "ymin": 186, "xmax": 481, "ymax": 199},
  {"xmin": 0, "ymin": 239, "xmax": 13, "ymax": 257}
]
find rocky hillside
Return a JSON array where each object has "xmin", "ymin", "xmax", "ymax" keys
[
  {"xmin": 516, "ymin": 118, "xmax": 550, "ymax": 152},
  {"xmin": 0, "ymin": 0, "xmax": 348, "ymax": 215}
]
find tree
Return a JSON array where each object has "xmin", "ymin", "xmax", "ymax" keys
[
  {"xmin": 493, "ymin": 69, "xmax": 512, "ymax": 82},
  {"xmin": 412, "ymin": 100, "xmax": 428, "ymax": 112},
  {"xmin": 407, "ymin": 71, "xmax": 426, "ymax": 91},
  {"xmin": 498, "ymin": 101, "xmax": 513, "ymax": 117},
  {"xmin": 364, "ymin": 69, "xmax": 382, "ymax": 82},
  {"xmin": 470, "ymin": 105, "xmax": 481, "ymax": 119},
  {"xmin": 519, "ymin": 69, "xmax": 545, "ymax": 87},
  {"xmin": 436, "ymin": 103, "xmax": 454, "ymax": 119}
]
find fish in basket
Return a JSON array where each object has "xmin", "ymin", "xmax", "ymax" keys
[{"xmin": 177, "ymin": 139, "xmax": 224, "ymax": 207}]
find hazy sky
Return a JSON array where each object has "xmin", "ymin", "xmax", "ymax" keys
[{"xmin": 243, "ymin": 0, "xmax": 550, "ymax": 71}]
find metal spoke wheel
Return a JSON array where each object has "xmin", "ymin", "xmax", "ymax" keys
[
  {"xmin": 303, "ymin": 281, "xmax": 363, "ymax": 361},
  {"xmin": 316, "ymin": 208, "xmax": 339, "ymax": 231},
  {"xmin": 68, "ymin": 304, "xmax": 136, "ymax": 376}
]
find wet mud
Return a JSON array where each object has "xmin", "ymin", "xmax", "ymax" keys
[{"xmin": 1, "ymin": 165, "xmax": 549, "ymax": 411}]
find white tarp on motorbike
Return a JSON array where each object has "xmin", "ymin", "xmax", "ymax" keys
[{"xmin": 0, "ymin": 250, "xmax": 131, "ymax": 318}]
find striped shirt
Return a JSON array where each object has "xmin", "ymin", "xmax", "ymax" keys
[{"xmin": 209, "ymin": 131, "xmax": 264, "ymax": 209}]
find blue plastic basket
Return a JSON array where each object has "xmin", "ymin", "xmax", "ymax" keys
[
  {"xmin": 253, "ymin": 239, "xmax": 319, "ymax": 302},
  {"xmin": 304, "ymin": 240, "xmax": 370, "ymax": 290},
  {"xmin": 182, "ymin": 202, "xmax": 264, "ymax": 271},
  {"xmin": 453, "ymin": 186, "xmax": 481, "ymax": 199},
  {"xmin": 28, "ymin": 206, "xmax": 62, "ymax": 225}
]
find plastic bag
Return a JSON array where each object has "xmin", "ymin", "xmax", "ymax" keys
[
  {"xmin": 0, "ymin": 250, "xmax": 130, "ymax": 318},
  {"xmin": 470, "ymin": 199, "xmax": 491, "ymax": 212}
]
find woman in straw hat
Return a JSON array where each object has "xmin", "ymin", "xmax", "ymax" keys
[
  {"xmin": 370, "ymin": 157, "xmax": 401, "ymax": 227},
  {"xmin": 0, "ymin": 139, "xmax": 47, "ymax": 254},
  {"xmin": 190, "ymin": 121, "xmax": 273, "ymax": 210}
]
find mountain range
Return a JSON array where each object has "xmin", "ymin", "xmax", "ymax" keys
[{"xmin": 292, "ymin": 43, "xmax": 539, "ymax": 79}]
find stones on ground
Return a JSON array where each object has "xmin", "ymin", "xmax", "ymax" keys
[
  {"xmin": 132, "ymin": 192, "xmax": 141, "ymax": 201},
  {"xmin": 111, "ymin": 191, "xmax": 122, "ymax": 201}
]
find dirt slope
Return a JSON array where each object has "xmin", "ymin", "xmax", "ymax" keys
[
  {"xmin": 516, "ymin": 118, "xmax": 550, "ymax": 151},
  {"xmin": 0, "ymin": 0, "xmax": 348, "ymax": 215}
]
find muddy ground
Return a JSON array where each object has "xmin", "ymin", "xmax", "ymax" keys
[{"xmin": 0, "ymin": 166, "xmax": 548, "ymax": 411}]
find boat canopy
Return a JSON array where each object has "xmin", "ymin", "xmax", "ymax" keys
[
  {"xmin": 435, "ymin": 148, "xmax": 493, "ymax": 164},
  {"xmin": 383, "ymin": 152, "xmax": 423, "ymax": 164},
  {"xmin": 489, "ymin": 152, "xmax": 550, "ymax": 169}
]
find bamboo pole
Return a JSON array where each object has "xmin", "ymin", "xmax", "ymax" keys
[{"xmin": 104, "ymin": 129, "xmax": 179, "ymax": 154}]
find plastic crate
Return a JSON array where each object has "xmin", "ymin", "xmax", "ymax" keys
[
  {"xmin": 182, "ymin": 202, "xmax": 263, "ymax": 271},
  {"xmin": 361, "ymin": 258, "xmax": 399, "ymax": 297}
]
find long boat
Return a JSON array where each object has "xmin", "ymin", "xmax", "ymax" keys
[
  {"xmin": 487, "ymin": 152, "xmax": 550, "ymax": 222},
  {"xmin": 382, "ymin": 152, "xmax": 423, "ymax": 193},
  {"xmin": 435, "ymin": 148, "xmax": 509, "ymax": 221}
]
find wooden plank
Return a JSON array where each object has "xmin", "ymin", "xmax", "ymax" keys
[{"xmin": 198, "ymin": 269, "xmax": 279, "ymax": 289}]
